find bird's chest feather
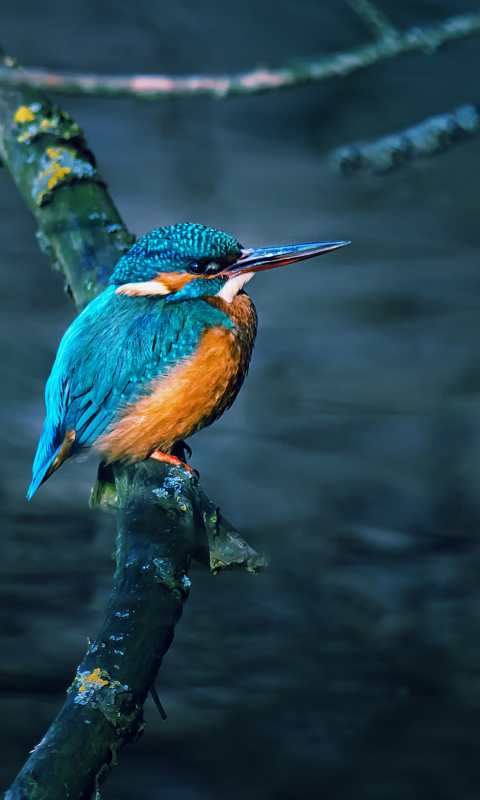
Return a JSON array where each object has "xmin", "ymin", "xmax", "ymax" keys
[{"xmin": 95, "ymin": 293, "xmax": 257, "ymax": 461}]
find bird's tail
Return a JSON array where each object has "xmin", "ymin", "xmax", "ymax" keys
[
  {"xmin": 27, "ymin": 448, "xmax": 60, "ymax": 500},
  {"xmin": 27, "ymin": 418, "xmax": 62, "ymax": 500}
]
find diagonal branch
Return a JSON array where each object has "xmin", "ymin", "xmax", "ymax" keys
[
  {"xmin": 331, "ymin": 104, "xmax": 480, "ymax": 174},
  {"xmin": 6, "ymin": 462, "xmax": 264, "ymax": 799},
  {"xmin": 1, "ymin": 43, "xmax": 265, "ymax": 799},
  {"xmin": 0, "ymin": 11, "xmax": 480, "ymax": 101},
  {"xmin": 0, "ymin": 45, "xmax": 134, "ymax": 307},
  {"xmin": 345, "ymin": 0, "xmax": 397, "ymax": 39}
]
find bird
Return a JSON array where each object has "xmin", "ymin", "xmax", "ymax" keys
[{"xmin": 27, "ymin": 223, "xmax": 349, "ymax": 499}]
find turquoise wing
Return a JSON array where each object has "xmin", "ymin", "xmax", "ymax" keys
[{"xmin": 27, "ymin": 286, "xmax": 232, "ymax": 498}]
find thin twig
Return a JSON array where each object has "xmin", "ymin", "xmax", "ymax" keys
[
  {"xmin": 331, "ymin": 104, "xmax": 480, "ymax": 174},
  {"xmin": 345, "ymin": 0, "xmax": 397, "ymax": 38},
  {"xmin": 1, "ymin": 11, "xmax": 480, "ymax": 100},
  {"xmin": 150, "ymin": 684, "xmax": 167, "ymax": 720}
]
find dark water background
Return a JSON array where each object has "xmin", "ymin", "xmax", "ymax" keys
[{"xmin": 2, "ymin": 1, "xmax": 480, "ymax": 797}]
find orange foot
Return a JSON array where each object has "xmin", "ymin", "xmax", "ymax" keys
[{"xmin": 150, "ymin": 449, "xmax": 196, "ymax": 474}]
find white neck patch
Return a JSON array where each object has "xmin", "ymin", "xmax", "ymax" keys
[
  {"xmin": 216, "ymin": 272, "xmax": 254, "ymax": 303},
  {"xmin": 115, "ymin": 280, "xmax": 169, "ymax": 297}
]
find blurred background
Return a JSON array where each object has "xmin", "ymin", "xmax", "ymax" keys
[{"xmin": 2, "ymin": 1, "xmax": 480, "ymax": 797}]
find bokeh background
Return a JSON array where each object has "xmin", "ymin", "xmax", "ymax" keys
[{"xmin": 2, "ymin": 1, "xmax": 480, "ymax": 797}]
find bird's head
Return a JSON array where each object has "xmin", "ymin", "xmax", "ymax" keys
[{"xmin": 111, "ymin": 223, "xmax": 349, "ymax": 303}]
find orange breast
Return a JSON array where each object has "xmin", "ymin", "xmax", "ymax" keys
[{"xmin": 95, "ymin": 293, "xmax": 257, "ymax": 463}]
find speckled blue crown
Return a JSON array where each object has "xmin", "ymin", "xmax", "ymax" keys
[{"xmin": 111, "ymin": 223, "xmax": 243, "ymax": 284}]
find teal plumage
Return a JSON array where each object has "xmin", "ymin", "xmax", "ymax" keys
[
  {"xmin": 28, "ymin": 223, "xmax": 348, "ymax": 499},
  {"xmin": 28, "ymin": 223, "xmax": 241, "ymax": 499},
  {"xmin": 28, "ymin": 283, "xmax": 235, "ymax": 499}
]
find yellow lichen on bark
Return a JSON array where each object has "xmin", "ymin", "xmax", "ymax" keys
[
  {"xmin": 46, "ymin": 146, "xmax": 63, "ymax": 159},
  {"xmin": 36, "ymin": 147, "xmax": 74, "ymax": 194},
  {"xmin": 48, "ymin": 166, "xmax": 72, "ymax": 189},
  {"xmin": 13, "ymin": 105, "xmax": 36, "ymax": 123},
  {"xmin": 40, "ymin": 118, "xmax": 58, "ymax": 132},
  {"xmin": 77, "ymin": 668, "xmax": 110, "ymax": 693}
]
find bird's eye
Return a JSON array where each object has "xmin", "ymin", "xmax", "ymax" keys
[{"xmin": 188, "ymin": 260, "xmax": 206, "ymax": 274}]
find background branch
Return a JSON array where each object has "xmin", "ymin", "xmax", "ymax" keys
[
  {"xmin": 345, "ymin": 0, "xmax": 397, "ymax": 39},
  {"xmin": 331, "ymin": 104, "xmax": 480, "ymax": 174},
  {"xmin": 0, "ymin": 11, "xmax": 479, "ymax": 101}
]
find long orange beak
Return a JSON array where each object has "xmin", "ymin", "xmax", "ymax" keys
[{"xmin": 225, "ymin": 240, "xmax": 350, "ymax": 275}]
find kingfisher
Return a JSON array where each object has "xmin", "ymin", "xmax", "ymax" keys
[{"xmin": 27, "ymin": 223, "xmax": 349, "ymax": 499}]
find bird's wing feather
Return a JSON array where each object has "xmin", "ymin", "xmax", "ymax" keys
[{"xmin": 29, "ymin": 286, "xmax": 232, "ymax": 494}]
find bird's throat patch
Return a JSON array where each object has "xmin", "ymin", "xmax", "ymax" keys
[{"xmin": 216, "ymin": 272, "xmax": 254, "ymax": 303}]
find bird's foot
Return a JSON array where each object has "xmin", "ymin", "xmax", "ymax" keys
[{"xmin": 150, "ymin": 449, "xmax": 196, "ymax": 474}]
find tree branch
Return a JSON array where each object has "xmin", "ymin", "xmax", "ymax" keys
[
  {"xmin": 1, "ymin": 44, "xmax": 265, "ymax": 799},
  {"xmin": 331, "ymin": 104, "xmax": 480, "ymax": 174},
  {"xmin": 0, "ymin": 45, "xmax": 134, "ymax": 308},
  {"xmin": 345, "ymin": 0, "xmax": 397, "ymax": 39},
  {"xmin": 6, "ymin": 461, "xmax": 264, "ymax": 799},
  {"xmin": 1, "ymin": 11, "xmax": 480, "ymax": 101}
]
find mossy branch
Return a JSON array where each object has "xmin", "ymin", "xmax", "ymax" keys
[
  {"xmin": 1, "ymin": 44, "xmax": 265, "ymax": 799},
  {"xmin": 1, "ymin": 11, "xmax": 480, "ymax": 101},
  {"xmin": 6, "ymin": 462, "xmax": 264, "ymax": 799},
  {"xmin": 0, "ymin": 45, "xmax": 134, "ymax": 308}
]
